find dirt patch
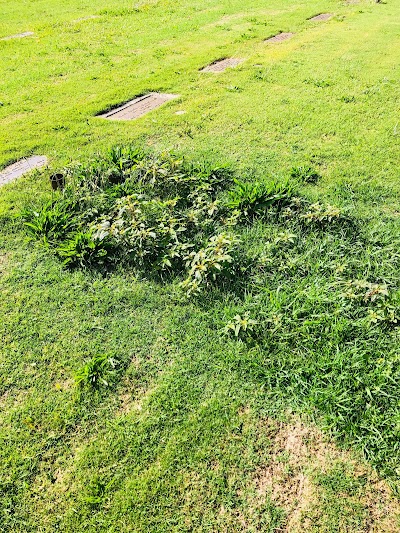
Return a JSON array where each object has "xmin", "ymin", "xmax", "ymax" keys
[
  {"xmin": 254, "ymin": 420, "xmax": 321, "ymax": 528},
  {"xmin": 252, "ymin": 418, "xmax": 400, "ymax": 531},
  {"xmin": 0, "ymin": 156, "xmax": 47, "ymax": 186},
  {"xmin": 264, "ymin": 32, "xmax": 294, "ymax": 44},
  {"xmin": 201, "ymin": 58, "xmax": 245, "ymax": 73},
  {"xmin": 29, "ymin": 438, "xmax": 91, "ymax": 524},
  {"xmin": 212, "ymin": 12, "xmax": 249, "ymax": 25},
  {"xmin": 98, "ymin": 93, "xmax": 179, "ymax": 121}
]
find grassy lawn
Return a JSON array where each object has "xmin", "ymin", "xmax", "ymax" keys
[{"xmin": 1, "ymin": 0, "xmax": 400, "ymax": 531}]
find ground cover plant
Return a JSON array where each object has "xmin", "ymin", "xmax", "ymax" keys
[
  {"xmin": 3, "ymin": 144, "xmax": 399, "ymax": 531},
  {"xmin": 1, "ymin": 0, "xmax": 400, "ymax": 531}
]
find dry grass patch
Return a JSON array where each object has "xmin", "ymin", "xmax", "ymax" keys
[
  {"xmin": 53, "ymin": 379, "xmax": 74, "ymax": 392},
  {"xmin": 116, "ymin": 387, "xmax": 151, "ymax": 415},
  {"xmin": 0, "ymin": 388, "xmax": 29, "ymax": 413},
  {"xmin": 252, "ymin": 417, "xmax": 400, "ymax": 532},
  {"xmin": 29, "ymin": 453, "xmax": 81, "ymax": 529},
  {"xmin": 0, "ymin": 251, "xmax": 10, "ymax": 275}
]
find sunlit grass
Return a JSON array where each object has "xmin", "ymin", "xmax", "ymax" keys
[{"xmin": 1, "ymin": 0, "xmax": 400, "ymax": 530}]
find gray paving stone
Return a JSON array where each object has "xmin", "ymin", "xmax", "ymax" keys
[
  {"xmin": 99, "ymin": 93, "xmax": 179, "ymax": 121},
  {"xmin": 0, "ymin": 156, "xmax": 48, "ymax": 186}
]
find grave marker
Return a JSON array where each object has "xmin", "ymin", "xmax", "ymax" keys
[
  {"xmin": 98, "ymin": 93, "xmax": 178, "ymax": 120},
  {"xmin": 264, "ymin": 32, "xmax": 294, "ymax": 44},
  {"xmin": 0, "ymin": 156, "xmax": 47, "ymax": 187},
  {"xmin": 1, "ymin": 32, "xmax": 34, "ymax": 41},
  {"xmin": 201, "ymin": 58, "xmax": 244, "ymax": 73},
  {"xmin": 309, "ymin": 14, "xmax": 333, "ymax": 22}
]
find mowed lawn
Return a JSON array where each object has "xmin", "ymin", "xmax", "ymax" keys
[{"xmin": 1, "ymin": 0, "xmax": 400, "ymax": 531}]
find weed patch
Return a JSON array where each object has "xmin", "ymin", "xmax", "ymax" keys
[
  {"xmin": 20, "ymin": 148, "xmax": 300, "ymax": 294},
  {"xmin": 227, "ymin": 178, "xmax": 294, "ymax": 219},
  {"xmin": 74, "ymin": 354, "xmax": 119, "ymax": 390},
  {"xmin": 290, "ymin": 165, "xmax": 321, "ymax": 184},
  {"xmin": 18, "ymin": 148, "xmax": 400, "ymax": 485}
]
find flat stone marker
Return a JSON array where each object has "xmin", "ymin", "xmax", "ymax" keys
[
  {"xmin": 1, "ymin": 31, "xmax": 34, "ymax": 41},
  {"xmin": 201, "ymin": 58, "xmax": 244, "ymax": 73},
  {"xmin": 309, "ymin": 13, "xmax": 333, "ymax": 21},
  {"xmin": 265, "ymin": 32, "xmax": 294, "ymax": 43},
  {"xmin": 99, "ymin": 93, "xmax": 179, "ymax": 120},
  {"xmin": 0, "ymin": 156, "xmax": 47, "ymax": 186}
]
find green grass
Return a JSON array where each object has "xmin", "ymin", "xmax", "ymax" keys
[{"xmin": 1, "ymin": 0, "xmax": 400, "ymax": 531}]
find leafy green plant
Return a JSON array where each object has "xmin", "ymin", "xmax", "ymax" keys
[
  {"xmin": 340, "ymin": 280, "xmax": 389, "ymax": 302},
  {"xmin": 82, "ymin": 476, "xmax": 108, "ymax": 507},
  {"xmin": 20, "ymin": 151, "xmax": 239, "ymax": 287},
  {"xmin": 184, "ymin": 161, "xmax": 233, "ymax": 192},
  {"xmin": 180, "ymin": 233, "xmax": 239, "ymax": 296},
  {"xmin": 290, "ymin": 165, "xmax": 321, "ymax": 184},
  {"xmin": 20, "ymin": 201, "xmax": 73, "ymax": 245},
  {"xmin": 225, "ymin": 85, "xmax": 242, "ymax": 92},
  {"xmin": 227, "ymin": 179, "xmax": 294, "ymax": 218},
  {"xmin": 274, "ymin": 231, "xmax": 296, "ymax": 245},
  {"xmin": 66, "ymin": 145, "xmax": 146, "ymax": 194},
  {"xmin": 367, "ymin": 304, "xmax": 399, "ymax": 326},
  {"xmin": 81, "ymin": 475, "xmax": 116, "ymax": 508},
  {"xmin": 341, "ymin": 95, "xmax": 356, "ymax": 103},
  {"xmin": 75, "ymin": 354, "xmax": 118, "ymax": 389},
  {"xmin": 108, "ymin": 145, "xmax": 146, "ymax": 170},
  {"xmin": 56, "ymin": 231, "xmax": 112, "ymax": 268},
  {"xmin": 222, "ymin": 312, "xmax": 258, "ymax": 339},
  {"xmin": 92, "ymin": 195, "xmax": 189, "ymax": 271},
  {"xmin": 339, "ymin": 280, "xmax": 399, "ymax": 327},
  {"xmin": 301, "ymin": 202, "xmax": 343, "ymax": 224}
]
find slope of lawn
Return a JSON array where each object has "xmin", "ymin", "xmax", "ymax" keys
[{"xmin": 1, "ymin": 0, "xmax": 400, "ymax": 531}]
